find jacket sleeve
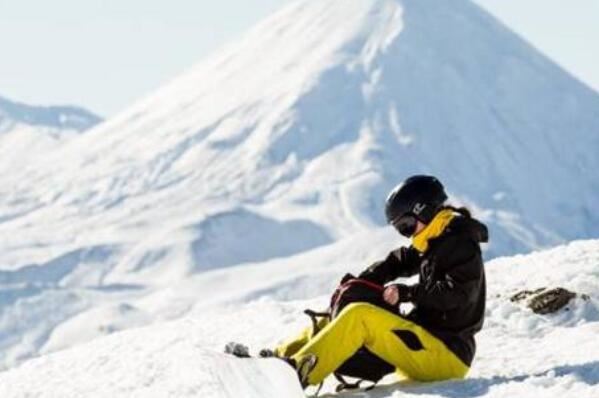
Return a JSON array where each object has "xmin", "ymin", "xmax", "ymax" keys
[
  {"xmin": 358, "ymin": 247, "xmax": 421, "ymax": 285},
  {"xmin": 397, "ymin": 240, "xmax": 482, "ymax": 311}
]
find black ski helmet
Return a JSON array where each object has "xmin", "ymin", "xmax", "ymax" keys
[{"xmin": 385, "ymin": 175, "xmax": 448, "ymax": 229}]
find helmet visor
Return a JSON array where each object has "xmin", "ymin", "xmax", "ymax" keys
[{"xmin": 391, "ymin": 214, "xmax": 418, "ymax": 237}]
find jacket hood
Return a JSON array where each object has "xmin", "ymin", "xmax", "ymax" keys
[{"xmin": 446, "ymin": 215, "xmax": 489, "ymax": 244}]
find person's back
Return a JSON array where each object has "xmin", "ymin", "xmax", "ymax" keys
[{"xmin": 405, "ymin": 212, "xmax": 487, "ymax": 366}]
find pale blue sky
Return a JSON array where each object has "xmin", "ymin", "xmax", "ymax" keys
[{"xmin": 0, "ymin": 0, "xmax": 597, "ymax": 116}]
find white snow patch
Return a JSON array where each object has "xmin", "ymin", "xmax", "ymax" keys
[{"xmin": 0, "ymin": 240, "xmax": 598, "ymax": 397}]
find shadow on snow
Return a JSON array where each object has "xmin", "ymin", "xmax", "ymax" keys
[{"xmin": 321, "ymin": 361, "xmax": 599, "ymax": 397}]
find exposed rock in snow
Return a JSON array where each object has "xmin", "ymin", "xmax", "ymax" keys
[{"xmin": 511, "ymin": 287, "xmax": 588, "ymax": 315}]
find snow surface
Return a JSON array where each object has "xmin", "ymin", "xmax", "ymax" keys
[
  {"xmin": 0, "ymin": 0, "xmax": 598, "ymax": 384},
  {"xmin": 0, "ymin": 239, "xmax": 598, "ymax": 397},
  {"xmin": 0, "ymin": 95, "xmax": 101, "ymax": 178}
]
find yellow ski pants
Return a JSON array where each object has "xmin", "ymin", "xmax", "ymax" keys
[{"xmin": 275, "ymin": 303, "xmax": 469, "ymax": 386}]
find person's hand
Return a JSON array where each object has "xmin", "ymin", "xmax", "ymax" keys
[{"xmin": 383, "ymin": 285, "xmax": 400, "ymax": 306}]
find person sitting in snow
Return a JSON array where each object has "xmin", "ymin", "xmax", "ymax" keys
[{"xmin": 229, "ymin": 175, "xmax": 488, "ymax": 390}]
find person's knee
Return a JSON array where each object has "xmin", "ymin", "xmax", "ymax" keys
[
  {"xmin": 337, "ymin": 303, "xmax": 415, "ymax": 330},
  {"xmin": 337, "ymin": 302, "xmax": 379, "ymax": 320}
]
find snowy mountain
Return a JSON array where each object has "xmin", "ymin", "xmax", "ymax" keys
[
  {"xmin": 0, "ymin": 95, "xmax": 101, "ymax": 133},
  {"xmin": 0, "ymin": 95, "xmax": 101, "ymax": 173},
  {"xmin": 1, "ymin": 238, "xmax": 598, "ymax": 397},
  {"xmin": 0, "ymin": 0, "xmax": 598, "ymax": 373}
]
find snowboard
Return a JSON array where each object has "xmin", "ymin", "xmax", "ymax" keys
[{"xmin": 221, "ymin": 342, "xmax": 306, "ymax": 397}]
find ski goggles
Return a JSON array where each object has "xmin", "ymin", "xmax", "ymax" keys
[{"xmin": 391, "ymin": 214, "xmax": 418, "ymax": 237}]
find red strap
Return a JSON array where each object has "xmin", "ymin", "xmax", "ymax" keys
[
  {"xmin": 330, "ymin": 278, "xmax": 385, "ymax": 312},
  {"xmin": 342, "ymin": 278, "xmax": 385, "ymax": 292}
]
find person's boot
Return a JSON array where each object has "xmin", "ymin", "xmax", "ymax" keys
[{"xmin": 258, "ymin": 348, "xmax": 278, "ymax": 358}]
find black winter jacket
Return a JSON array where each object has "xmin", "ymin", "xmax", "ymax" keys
[{"xmin": 358, "ymin": 215, "xmax": 488, "ymax": 366}]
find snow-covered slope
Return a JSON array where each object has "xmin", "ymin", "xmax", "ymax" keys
[
  {"xmin": 1, "ymin": 0, "xmax": 598, "ymax": 371},
  {"xmin": 0, "ymin": 95, "xmax": 101, "ymax": 173},
  {"xmin": 0, "ymin": 343, "xmax": 305, "ymax": 398},
  {"xmin": 1, "ymin": 239, "xmax": 598, "ymax": 397}
]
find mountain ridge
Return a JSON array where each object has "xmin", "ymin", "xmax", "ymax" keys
[
  {"xmin": 0, "ymin": 95, "xmax": 101, "ymax": 133},
  {"xmin": 2, "ymin": 0, "xmax": 598, "ymax": 259}
]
